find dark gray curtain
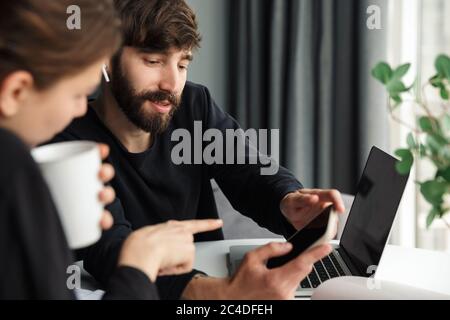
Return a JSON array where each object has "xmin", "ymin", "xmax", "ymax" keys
[{"xmin": 226, "ymin": 0, "xmax": 389, "ymax": 194}]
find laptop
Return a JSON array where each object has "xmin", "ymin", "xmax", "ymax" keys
[{"xmin": 227, "ymin": 146, "xmax": 410, "ymax": 297}]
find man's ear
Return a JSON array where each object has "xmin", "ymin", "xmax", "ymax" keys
[{"xmin": 0, "ymin": 71, "xmax": 34, "ymax": 118}]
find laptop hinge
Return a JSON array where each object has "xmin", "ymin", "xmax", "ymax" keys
[{"xmin": 336, "ymin": 246, "xmax": 364, "ymax": 276}]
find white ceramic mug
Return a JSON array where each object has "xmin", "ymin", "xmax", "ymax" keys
[{"xmin": 31, "ymin": 141, "xmax": 104, "ymax": 249}]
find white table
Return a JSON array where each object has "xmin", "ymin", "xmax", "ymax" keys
[
  {"xmin": 194, "ymin": 238, "xmax": 283, "ymax": 277},
  {"xmin": 194, "ymin": 239, "xmax": 450, "ymax": 299},
  {"xmin": 78, "ymin": 238, "xmax": 450, "ymax": 299}
]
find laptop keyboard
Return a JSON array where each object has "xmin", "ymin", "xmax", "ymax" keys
[
  {"xmin": 232, "ymin": 250, "xmax": 346, "ymax": 291},
  {"xmin": 300, "ymin": 251, "xmax": 346, "ymax": 289}
]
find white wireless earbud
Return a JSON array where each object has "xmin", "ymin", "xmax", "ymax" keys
[{"xmin": 102, "ymin": 64, "xmax": 110, "ymax": 83}]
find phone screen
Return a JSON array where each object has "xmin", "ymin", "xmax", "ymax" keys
[{"xmin": 267, "ymin": 205, "xmax": 333, "ymax": 269}]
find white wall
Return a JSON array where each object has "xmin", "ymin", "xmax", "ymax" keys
[{"xmin": 186, "ymin": 0, "xmax": 229, "ymax": 109}]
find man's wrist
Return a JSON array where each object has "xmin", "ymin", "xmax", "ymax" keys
[{"xmin": 181, "ymin": 276, "xmax": 231, "ymax": 300}]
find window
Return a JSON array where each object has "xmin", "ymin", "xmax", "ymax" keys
[{"xmin": 388, "ymin": 0, "xmax": 450, "ymax": 252}]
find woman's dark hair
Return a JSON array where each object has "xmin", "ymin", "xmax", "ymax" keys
[{"xmin": 0, "ymin": 0, "xmax": 122, "ymax": 89}]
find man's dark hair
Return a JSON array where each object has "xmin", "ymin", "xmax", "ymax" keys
[{"xmin": 114, "ymin": 0, "xmax": 201, "ymax": 52}]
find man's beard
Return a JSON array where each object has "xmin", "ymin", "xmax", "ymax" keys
[{"xmin": 110, "ymin": 58, "xmax": 181, "ymax": 136}]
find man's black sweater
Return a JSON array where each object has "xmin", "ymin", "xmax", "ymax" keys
[{"xmin": 53, "ymin": 82, "xmax": 302, "ymax": 299}]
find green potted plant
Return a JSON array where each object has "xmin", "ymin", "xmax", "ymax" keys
[{"xmin": 372, "ymin": 54, "xmax": 450, "ymax": 228}]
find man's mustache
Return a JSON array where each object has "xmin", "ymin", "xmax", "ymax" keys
[{"xmin": 139, "ymin": 90, "xmax": 180, "ymax": 107}]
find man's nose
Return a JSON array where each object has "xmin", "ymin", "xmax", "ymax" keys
[{"xmin": 158, "ymin": 64, "xmax": 178, "ymax": 93}]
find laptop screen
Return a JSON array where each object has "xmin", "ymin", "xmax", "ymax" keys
[{"xmin": 339, "ymin": 147, "xmax": 410, "ymax": 277}]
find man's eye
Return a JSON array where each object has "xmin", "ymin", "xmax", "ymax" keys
[
  {"xmin": 179, "ymin": 65, "xmax": 189, "ymax": 70},
  {"xmin": 144, "ymin": 59, "xmax": 160, "ymax": 65}
]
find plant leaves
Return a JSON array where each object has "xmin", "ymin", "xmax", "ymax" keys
[
  {"xmin": 393, "ymin": 63, "xmax": 411, "ymax": 79},
  {"xmin": 429, "ymin": 74, "xmax": 449, "ymax": 100},
  {"xmin": 372, "ymin": 62, "xmax": 393, "ymax": 85},
  {"xmin": 426, "ymin": 207, "xmax": 439, "ymax": 228},
  {"xmin": 387, "ymin": 80, "xmax": 408, "ymax": 94},
  {"xmin": 427, "ymin": 134, "xmax": 448, "ymax": 154},
  {"xmin": 436, "ymin": 168, "xmax": 450, "ymax": 183},
  {"xmin": 395, "ymin": 149, "xmax": 414, "ymax": 175},
  {"xmin": 420, "ymin": 180, "xmax": 448, "ymax": 206},
  {"xmin": 419, "ymin": 143, "xmax": 427, "ymax": 157},
  {"xmin": 430, "ymin": 75, "xmax": 442, "ymax": 88},
  {"xmin": 391, "ymin": 94, "xmax": 402, "ymax": 105},
  {"xmin": 426, "ymin": 136, "xmax": 447, "ymax": 160},
  {"xmin": 439, "ymin": 146, "xmax": 450, "ymax": 165},
  {"xmin": 435, "ymin": 54, "xmax": 450, "ymax": 79},
  {"xmin": 440, "ymin": 87, "xmax": 449, "ymax": 100},
  {"xmin": 406, "ymin": 133, "xmax": 417, "ymax": 149},
  {"xmin": 419, "ymin": 117, "xmax": 438, "ymax": 134},
  {"xmin": 442, "ymin": 114, "xmax": 450, "ymax": 132}
]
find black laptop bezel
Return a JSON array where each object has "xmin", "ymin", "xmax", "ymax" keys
[{"xmin": 336, "ymin": 146, "xmax": 410, "ymax": 277}]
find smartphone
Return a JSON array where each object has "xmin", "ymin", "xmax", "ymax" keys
[{"xmin": 267, "ymin": 205, "xmax": 338, "ymax": 269}]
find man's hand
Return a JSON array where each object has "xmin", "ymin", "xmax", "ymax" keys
[
  {"xmin": 182, "ymin": 242, "xmax": 332, "ymax": 300},
  {"xmin": 228, "ymin": 242, "xmax": 332, "ymax": 299},
  {"xmin": 280, "ymin": 189, "xmax": 346, "ymax": 230}
]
